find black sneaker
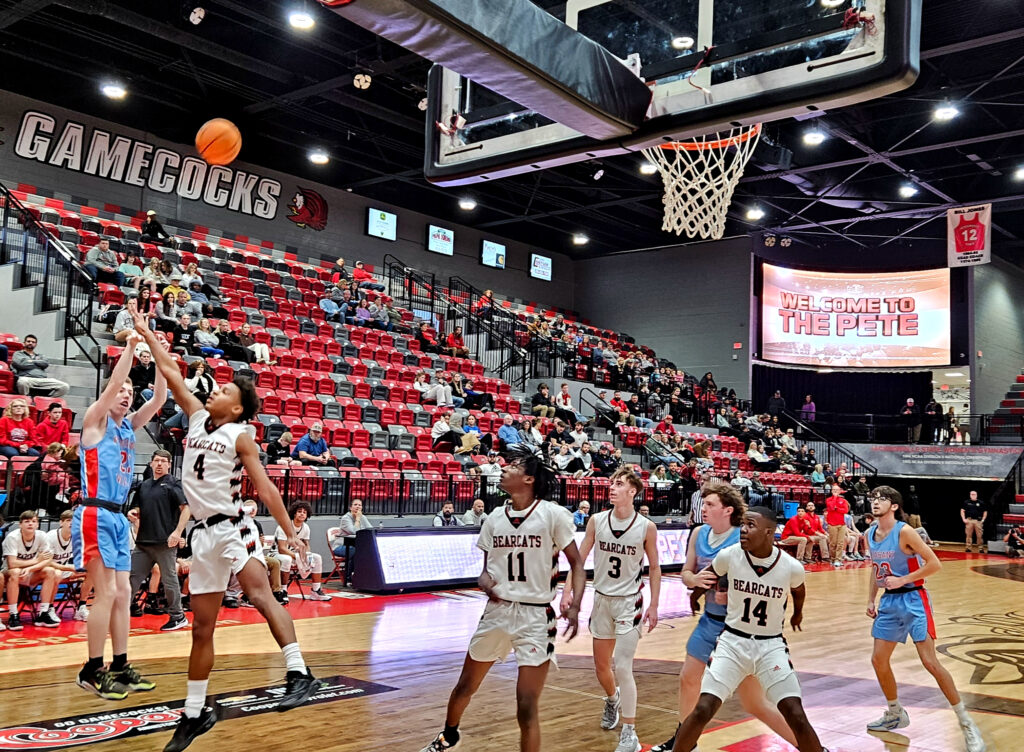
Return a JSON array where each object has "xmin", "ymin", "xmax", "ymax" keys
[
  {"xmin": 145, "ymin": 602, "xmax": 167, "ymax": 615},
  {"xmin": 7, "ymin": 613, "xmax": 23, "ymax": 631},
  {"xmin": 76, "ymin": 668, "xmax": 129, "ymax": 701},
  {"xmin": 650, "ymin": 733, "xmax": 676, "ymax": 752},
  {"xmin": 222, "ymin": 596, "xmax": 239, "ymax": 608},
  {"xmin": 160, "ymin": 615, "xmax": 189, "ymax": 632},
  {"xmin": 275, "ymin": 668, "xmax": 319, "ymax": 711},
  {"xmin": 273, "ymin": 590, "xmax": 289, "ymax": 605},
  {"xmin": 113, "ymin": 663, "xmax": 156, "ymax": 691},
  {"xmin": 240, "ymin": 595, "xmax": 256, "ymax": 608},
  {"xmin": 130, "ymin": 603, "xmax": 144, "ymax": 617},
  {"xmin": 35, "ymin": 609, "xmax": 61, "ymax": 627},
  {"xmin": 163, "ymin": 706, "xmax": 217, "ymax": 752}
]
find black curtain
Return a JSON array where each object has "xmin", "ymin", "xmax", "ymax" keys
[{"xmin": 752, "ymin": 364, "xmax": 934, "ymax": 419}]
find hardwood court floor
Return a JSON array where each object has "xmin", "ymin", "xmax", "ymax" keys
[{"xmin": 1, "ymin": 550, "xmax": 1022, "ymax": 751}]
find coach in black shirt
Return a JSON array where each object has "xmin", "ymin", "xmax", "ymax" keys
[
  {"xmin": 128, "ymin": 450, "xmax": 190, "ymax": 631},
  {"xmin": 961, "ymin": 490, "xmax": 987, "ymax": 553}
]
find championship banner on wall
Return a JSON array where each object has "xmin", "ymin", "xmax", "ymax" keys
[
  {"xmin": 843, "ymin": 444, "xmax": 1022, "ymax": 480},
  {"xmin": 947, "ymin": 204, "xmax": 992, "ymax": 268}
]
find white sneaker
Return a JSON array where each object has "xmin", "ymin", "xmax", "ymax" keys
[
  {"xmin": 307, "ymin": 588, "xmax": 332, "ymax": 601},
  {"xmin": 614, "ymin": 725, "xmax": 641, "ymax": 752},
  {"xmin": 833, "ymin": 560, "xmax": 843, "ymax": 568},
  {"xmin": 867, "ymin": 706, "xmax": 910, "ymax": 732},
  {"xmin": 74, "ymin": 604, "xmax": 89, "ymax": 621},
  {"xmin": 961, "ymin": 718, "xmax": 986, "ymax": 752},
  {"xmin": 600, "ymin": 688, "xmax": 621, "ymax": 730}
]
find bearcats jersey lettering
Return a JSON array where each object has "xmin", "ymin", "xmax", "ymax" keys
[
  {"xmin": 711, "ymin": 544, "xmax": 805, "ymax": 636},
  {"xmin": 477, "ymin": 499, "xmax": 576, "ymax": 603},
  {"xmin": 592, "ymin": 509, "xmax": 649, "ymax": 597},
  {"xmin": 182, "ymin": 410, "xmax": 254, "ymax": 519},
  {"xmin": 45, "ymin": 528, "xmax": 74, "ymax": 566}
]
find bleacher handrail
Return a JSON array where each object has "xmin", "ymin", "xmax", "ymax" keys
[{"xmin": 781, "ymin": 408, "xmax": 878, "ymax": 476}]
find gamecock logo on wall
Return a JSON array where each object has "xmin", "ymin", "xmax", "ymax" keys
[{"xmin": 286, "ymin": 187, "xmax": 328, "ymax": 231}]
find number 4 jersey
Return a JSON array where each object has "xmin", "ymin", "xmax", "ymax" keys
[
  {"xmin": 592, "ymin": 509, "xmax": 649, "ymax": 597},
  {"xmin": 182, "ymin": 409, "xmax": 254, "ymax": 520},
  {"xmin": 477, "ymin": 499, "xmax": 576, "ymax": 603},
  {"xmin": 711, "ymin": 543, "xmax": 805, "ymax": 636}
]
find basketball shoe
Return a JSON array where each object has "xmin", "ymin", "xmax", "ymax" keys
[
  {"xmin": 113, "ymin": 663, "xmax": 156, "ymax": 691},
  {"xmin": 866, "ymin": 705, "xmax": 910, "ymax": 732},
  {"xmin": 163, "ymin": 706, "xmax": 217, "ymax": 752},
  {"xmin": 601, "ymin": 687, "xmax": 621, "ymax": 729},
  {"xmin": 76, "ymin": 669, "xmax": 129, "ymax": 701},
  {"xmin": 614, "ymin": 725, "xmax": 641, "ymax": 752},
  {"xmin": 419, "ymin": 732, "xmax": 457, "ymax": 751},
  {"xmin": 961, "ymin": 718, "xmax": 986, "ymax": 752},
  {"xmin": 275, "ymin": 668, "xmax": 318, "ymax": 711}
]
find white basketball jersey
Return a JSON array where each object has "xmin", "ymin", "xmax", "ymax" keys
[
  {"xmin": 712, "ymin": 544, "xmax": 805, "ymax": 636},
  {"xmin": 183, "ymin": 409, "xmax": 253, "ymax": 520},
  {"xmin": 46, "ymin": 528, "xmax": 74, "ymax": 566},
  {"xmin": 477, "ymin": 499, "xmax": 576, "ymax": 604},
  {"xmin": 2, "ymin": 530, "xmax": 43, "ymax": 566},
  {"xmin": 592, "ymin": 509, "xmax": 649, "ymax": 597}
]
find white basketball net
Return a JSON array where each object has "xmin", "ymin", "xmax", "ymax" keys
[{"xmin": 643, "ymin": 124, "xmax": 762, "ymax": 240}]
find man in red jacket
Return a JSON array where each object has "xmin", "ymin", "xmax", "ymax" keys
[
  {"xmin": 780, "ymin": 507, "xmax": 813, "ymax": 563},
  {"xmin": 446, "ymin": 326, "xmax": 469, "ymax": 358},
  {"xmin": 33, "ymin": 403, "xmax": 70, "ymax": 450},
  {"xmin": 803, "ymin": 501, "xmax": 830, "ymax": 564},
  {"xmin": 825, "ymin": 487, "xmax": 850, "ymax": 568},
  {"xmin": 352, "ymin": 260, "xmax": 385, "ymax": 292}
]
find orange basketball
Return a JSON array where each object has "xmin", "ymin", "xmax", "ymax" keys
[{"xmin": 195, "ymin": 118, "xmax": 242, "ymax": 166}]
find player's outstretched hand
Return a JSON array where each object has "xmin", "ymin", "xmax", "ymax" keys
[
  {"xmin": 643, "ymin": 606, "xmax": 659, "ymax": 632},
  {"xmin": 131, "ymin": 310, "xmax": 150, "ymax": 334},
  {"xmin": 124, "ymin": 329, "xmax": 143, "ymax": 353},
  {"xmin": 790, "ymin": 611, "xmax": 803, "ymax": 631},
  {"xmin": 562, "ymin": 605, "xmax": 580, "ymax": 641},
  {"xmin": 866, "ymin": 603, "xmax": 877, "ymax": 619}
]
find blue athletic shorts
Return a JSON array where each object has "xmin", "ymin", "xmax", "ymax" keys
[
  {"xmin": 872, "ymin": 589, "xmax": 936, "ymax": 644},
  {"xmin": 72, "ymin": 505, "xmax": 131, "ymax": 572},
  {"xmin": 686, "ymin": 612, "xmax": 726, "ymax": 663}
]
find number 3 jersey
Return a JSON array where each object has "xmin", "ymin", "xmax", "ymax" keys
[
  {"xmin": 592, "ymin": 509, "xmax": 649, "ymax": 597},
  {"xmin": 711, "ymin": 544, "xmax": 805, "ymax": 636},
  {"xmin": 183, "ymin": 410, "xmax": 253, "ymax": 520},
  {"xmin": 477, "ymin": 499, "xmax": 576, "ymax": 604}
]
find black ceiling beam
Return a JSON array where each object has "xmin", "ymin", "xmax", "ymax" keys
[
  {"xmin": 920, "ymin": 26, "xmax": 1024, "ymax": 60},
  {"xmin": 0, "ymin": 0, "xmax": 52, "ymax": 30}
]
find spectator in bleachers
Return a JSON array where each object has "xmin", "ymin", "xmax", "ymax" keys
[
  {"xmin": 811, "ymin": 463, "xmax": 826, "ymax": 486},
  {"xmin": 553, "ymin": 383, "xmax": 582, "ymax": 425},
  {"xmin": 445, "ymin": 326, "xmax": 469, "ymax": 358},
  {"xmin": 187, "ymin": 280, "xmax": 223, "ymax": 318},
  {"xmin": 23, "ymin": 442, "xmax": 70, "ymax": 515},
  {"xmin": 731, "ymin": 469, "xmax": 752, "ymax": 495},
  {"xmin": 571, "ymin": 441, "xmax": 594, "ymax": 477},
  {"xmin": 156, "ymin": 292, "xmax": 179, "ymax": 333},
  {"xmin": 331, "ymin": 257, "xmax": 349, "ymax": 286},
  {"xmin": 266, "ymin": 431, "xmax": 301, "ymax": 466},
  {"xmin": 780, "ymin": 427, "xmax": 797, "ymax": 451},
  {"xmin": 33, "ymin": 403, "xmax": 70, "ymax": 451},
  {"xmin": 592, "ymin": 444, "xmax": 617, "ymax": 477},
  {"xmin": 275, "ymin": 501, "xmax": 331, "ymax": 600},
  {"xmin": 318, "ymin": 288, "xmax": 343, "ymax": 324},
  {"xmin": 193, "ymin": 318, "xmax": 224, "ymax": 358},
  {"xmin": 142, "ymin": 257, "xmax": 168, "ymax": 290},
  {"xmin": 139, "ymin": 210, "xmax": 174, "ymax": 246},
  {"xmin": 180, "ymin": 262, "xmax": 202, "ymax": 290},
  {"xmin": 352, "ymin": 261, "xmax": 385, "ymax": 292},
  {"xmin": 476, "ymin": 289, "xmax": 493, "ymax": 318},
  {"xmin": 853, "ymin": 475, "xmax": 871, "ymax": 503},
  {"xmin": 478, "ymin": 450, "xmax": 503, "ymax": 478},
  {"xmin": 84, "ymin": 239, "xmax": 125, "ymax": 287},
  {"xmin": 573, "ymin": 501, "xmax": 590, "ymax": 527},
  {"xmin": 553, "ymin": 443, "xmax": 574, "ymax": 473},
  {"xmin": 767, "ymin": 389, "xmax": 786, "ymax": 418},
  {"xmin": 530, "ymin": 383, "xmax": 556, "ymax": 419},
  {"xmin": 214, "ymin": 320, "xmax": 253, "ymax": 363},
  {"xmin": 792, "ymin": 445, "xmax": 812, "ymax": 473},
  {"xmin": 413, "ymin": 371, "xmax": 455, "ymax": 407},
  {"xmin": 112, "ymin": 292, "xmax": 140, "ymax": 344},
  {"xmin": 163, "ymin": 272, "xmax": 186, "ymax": 299},
  {"xmin": 546, "ymin": 419, "xmax": 574, "ymax": 450},
  {"xmin": 174, "ymin": 290, "xmax": 203, "ymax": 321},
  {"xmin": 3, "ymin": 510, "xmax": 61, "ymax": 629},
  {"xmin": 568, "ymin": 420, "xmax": 588, "ymax": 447},
  {"xmin": 699, "ymin": 372, "xmax": 717, "ymax": 393},
  {"xmin": 517, "ymin": 416, "xmax": 543, "ymax": 448},
  {"xmin": 457, "ymin": 413, "xmax": 492, "ymax": 454},
  {"xmin": 799, "ymin": 394, "xmax": 816, "ymax": 423},
  {"xmin": 610, "ymin": 391, "xmax": 635, "ymax": 427},
  {"xmin": 118, "ymin": 252, "xmax": 145, "ymax": 290},
  {"xmin": 416, "ymin": 323, "xmax": 440, "ymax": 354},
  {"xmin": 431, "ymin": 410, "xmax": 461, "ymax": 450},
  {"xmin": 654, "ymin": 414, "xmax": 677, "ymax": 435},
  {"xmin": 461, "ymin": 498, "xmax": 487, "ymax": 526},
  {"xmin": 900, "ymin": 397, "xmax": 922, "ymax": 444},
  {"xmin": 354, "ymin": 298, "xmax": 373, "ymax": 326},
  {"xmin": 183, "ymin": 359, "xmax": 216, "ymax": 404},
  {"xmin": 497, "ymin": 414, "xmax": 521, "ymax": 451},
  {"xmin": 237, "ymin": 323, "xmax": 273, "ymax": 365},
  {"xmin": 433, "ymin": 501, "xmax": 465, "ymax": 527},
  {"xmin": 368, "ymin": 299, "xmax": 393, "ymax": 332},
  {"xmin": 170, "ymin": 313, "xmax": 195, "ymax": 355},
  {"xmin": 130, "ymin": 347, "xmax": 159, "ymax": 403},
  {"xmin": 747, "ymin": 440, "xmax": 780, "ymax": 472},
  {"xmin": 11, "ymin": 335, "xmax": 69, "ymax": 397},
  {"xmin": 292, "ymin": 423, "xmax": 333, "ymax": 466},
  {"xmin": 463, "ymin": 378, "xmax": 493, "ymax": 411},
  {"xmin": 627, "ymin": 394, "xmax": 653, "ymax": 428}
]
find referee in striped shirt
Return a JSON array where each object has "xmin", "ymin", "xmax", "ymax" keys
[{"xmin": 688, "ymin": 474, "xmax": 714, "ymax": 527}]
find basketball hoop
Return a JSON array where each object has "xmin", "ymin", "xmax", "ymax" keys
[{"xmin": 642, "ymin": 123, "xmax": 762, "ymax": 240}]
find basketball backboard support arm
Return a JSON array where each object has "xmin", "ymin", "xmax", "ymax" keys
[
  {"xmin": 423, "ymin": 0, "xmax": 921, "ymax": 187},
  {"xmin": 320, "ymin": 0, "xmax": 652, "ymax": 139}
]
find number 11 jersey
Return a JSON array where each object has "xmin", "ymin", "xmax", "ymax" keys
[{"xmin": 477, "ymin": 499, "xmax": 576, "ymax": 604}]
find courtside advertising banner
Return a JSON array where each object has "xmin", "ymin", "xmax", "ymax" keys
[
  {"xmin": 760, "ymin": 263, "xmax": 951, "ymax": 368},
  {"xmin": 947, "ymin": 203, "xmax": 992, "ymax": 268}
]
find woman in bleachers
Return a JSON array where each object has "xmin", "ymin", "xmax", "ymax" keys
[
  {"xmin": 118, "ymin": 252, "xmax": 146, "ymax": 291},
  {"xmin": 0, "ymin": 398, "xmax": 41, "ymax": 459},
  {"xmin": 137, "ymin": 288, "xmax": 159, "ymax": 329},
  {"xmin": 193, "ymin": 318, "xmax": 225, "ymax": 358},
  {"xmin": 180, "ymin": 262, "xmax": 202, "ymax": 290},
  {"xmin": 517, "ymin": 416, "xmax": 544, "ymax": 448},
  {"xmin": 416, "ymin": 322, "xmax": 440, "ymax": 354},
  {"xmin": 142, "ymin": 257, "xmax": 168, "ymax": 292},
  {"xmin": 354, "ymin": 298, "xmax": 373, "ymax": 326},
  {"xmin": 810, "ymin": 463, "xmax": 826, "ymax": 486},
  {"xmin": 156, "ymin": 291, "xmax": 179, "ymax": 333},
  {"xmin": 214, "ymin": 320, "xmax": 253, "ymax": 363},
  {"xmin": 183, "ymin": 360, "xmax": 217, "ymax": 404},
  {"xmin": 237, "ymin": 322, "xmax": 273, "ymax": 364},
  {"xmin": 369, "ymin": 300, "xmax": 393, "ymax": 332},
  {"xmin": 413, "ymin": 371, "xmax": 455, "ymax": 407},
  {"xmin": 747, "ymin": 440, "xmax": 779, "ymax": 472},
  {"xmin": 159, "ymin": 258, "xmax": 179, "ymax": 281}
]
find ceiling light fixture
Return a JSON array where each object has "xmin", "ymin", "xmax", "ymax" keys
[
  {"xmin": 100, "ymin": 82, "xmax": 127, "ymax": 100},
  {"xmin": 820, "ymin": 0, "xmax": 845, "ymax": 8},
  {"xmin": 933, "ymin": 103, "xmax": 959, "ymax": 121},
  {"xmin": 746, "ymin": 207, "xmax": 765, "ymax": 221},
  {"xmin": 592, "ymin": 168, "xmax": 605, "ymax": 181},
  {"xmin": 639, "ymin": 162, "xmax": 658, "ymax": 175},
  {"xmin": 1013, "ymin": 166, "xmax": 1024, "ymax": 181},
  {"xmin": 899, "ymin": 183, "xmax": 919, "ymax": 198},
  {"xmin": 308, "ymin": 150, "xmax": 329, "ymax": 165},
  {"xmin": 353, "ymin": 73, "xmax": 372, "ymax": 90},
  {"xmin": 802, "ymin": 130, "xmax": 826, "ymax": 146},
  {"xmin": 572, "ymin": 233, "xmax": 589, "ymax": 246},
  {"xmin": 188, "ymin": 6, "xmax": 205, "ymax": 25},
  {"xmin": 458, "ymin": 198, "xmax": 477, "ymax": 211},
  {"xmin": 671, "ymin": 36, "xmax": 695, "ymax": 50},
  {"xmin": 288, "ymin": 10, "xmax": 315, "ymax": 29}
]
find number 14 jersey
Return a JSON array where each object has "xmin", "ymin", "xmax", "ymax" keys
[
  {"xmin": 477, "ymin": 500, "xmax": 576, "ymax": 604},
  {"xmin": 712, "ymin": 544, "xmax": 805, "ymax": 636}
]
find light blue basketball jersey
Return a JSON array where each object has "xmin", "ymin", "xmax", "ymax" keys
[
  {"xmin": 694, "ymin": 524, "xmax": 740, "ymax": 616},
  {"xmin": 80, "ymin": 416, "xmax": 136, "ymax": 506}
]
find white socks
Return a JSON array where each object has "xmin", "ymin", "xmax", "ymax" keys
[
  {"xmin": 888, "ymin": 698, "xmax": 902, "ymax": 712},
  {"xmin": 184, "ymin": 679, "xmax": 208, "ymax": 718},
  {"xmin": 282, "ymin": 642, "xmax": 306, "ymax": 674},
  {"xmin": 951, "ymin": 701, "xmax": 971, "ymax": 724}
]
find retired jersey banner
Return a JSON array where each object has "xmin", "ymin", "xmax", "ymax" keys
[{"xmin": 947, "ymin": 204, "xmax": 992, "ymax": 268}]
